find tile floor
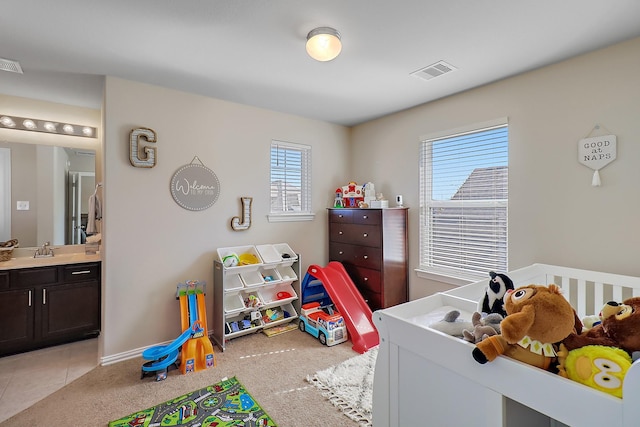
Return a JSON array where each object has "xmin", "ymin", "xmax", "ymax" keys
[{"xmin": 0, "ymin": 338, "xmax": 98, "ymax": 423}]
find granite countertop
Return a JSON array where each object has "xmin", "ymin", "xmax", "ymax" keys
[{"xmin": 0, "ymin": 246, "xmax": 101, "ymax": 270}]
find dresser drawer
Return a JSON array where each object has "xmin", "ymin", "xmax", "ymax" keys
[
  {"xmin": 328, "ymin": 209, "xmax": 353, "ymax": 223},
  {"xmin": 352, "ymin": 246, "xmax": 382, "ymax": 270},
  {"xmin": 351, "ymin": 210, "xmax": 381, "ymax": 226},
  {"xmin": 330, "ymin": 224, "xmax": 381, "ymax": 247},
  {"xmin": 12, "ymin": 266, "xmax": 59, "ymax": 288},
  {"xmin": 329, "ymin": 242, "xmax": 354, "ymax": 263},
  {"xmin": 358, "ymin": 288, "xmax": 382, "ymax": 312},
  {"xmin": 63, "ymin": 263, "xmax": 100, "ymax": 283},
  {"xmin": 347, "ymin": 265, "xmax": 381, "ymax": 293},
  {"xmin": 0, "ymin": 271, "xmax": 9, "ymax": 290}
]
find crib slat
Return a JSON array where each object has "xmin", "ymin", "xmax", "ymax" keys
[
  {"xmin": 593, "ymin": 282, "xmax": 604, "ymax": 315},
  {"xmin": 576, "ymin": 279, "xmax": 587, "ymax": 319}
]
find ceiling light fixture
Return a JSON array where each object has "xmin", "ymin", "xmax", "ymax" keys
[
  {"xmin": 0, "ymin": 114, "xmax": 97, "ymax": 138},
  {"xmin": 306, "ymin": 27, "xmax": 342, "ymax": 62}
]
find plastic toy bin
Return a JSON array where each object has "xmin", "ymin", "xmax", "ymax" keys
[
  {"xmin": 259, "ymin": 266, "xmax": 282, "ymax": 285},
  {"xmin": 273, "ymin": 243, "xmax": 297, "ymax": 266},
  {"xmin": 224, "ymin": 273, "xmax": 244, "ymax": 292},
  {"xmin": 224, "ymin": 294, "xmax": 246, "ymax": 314},
  {"xmin": 256, "ymin": 244, "xmax": 283, "ymax": 264},
  {"xmin": 216, "ymin": 245, "xmax": 264, "ymax": 273},
  {"xmin": 276, "ymin": 265, "xmax": 297, "ymax": 284},
  {"xmin": 258, "ymin": 283, "xmax": 298, "ymax": 306},
  {"xmin": 261, "ymin": 302, "xmax": 297, "ymax": 327},
  {"xmin": 240, "ymin": 270, "xmax": 265, "ymax": 288}
]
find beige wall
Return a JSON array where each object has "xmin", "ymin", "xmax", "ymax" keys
[
  {"xmin": 350, "ymin": 36, "xmax": 640, "ymax": 299},
  {"xmin": 102, "ymin": 77, "xmax": 350, "ymax": 358}
]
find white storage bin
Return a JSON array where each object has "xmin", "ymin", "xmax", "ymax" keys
[
  {"xmin": 273, "ymin": 243, "xmax": 298, "ymax": 266},
  {"xmin": 224, "ymin": 294, "xmax": 245, "ymax": 314},
  {"xmin": 256, "ymin": 244, "xmax": 282, "ymax": 264},
  {"xmin": 216, "ymin": 245, "xmax": 263, "ymax": 273},
  {"xmin": 258, "ymin": 283, "xmax": 298, "ymax": 306},
  {"xmin": 242, "ymin": 290, "xmax": 264, "ymax": 309},
  {"xmin": 261, "ymin": 302, "xmax": 297, "ymax": 327},
  {"xmin": 259, "ymin": 266, "xmax": 282, "ymax": 285},
  {"xmin": 240, "ymin": 270, "xmax": 265, "ymax": 288},
  {"xmin": 276, "ymin": 264, "xmax": 298, "ymax": 283},
  {"xmin": 224, "ymin": 273, "xmax": 244, "ymax": 292}
]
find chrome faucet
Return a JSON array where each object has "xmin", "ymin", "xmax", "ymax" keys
[{"xmin": 34, "ymin": 241, "xmax": 54, "ymax": 258}]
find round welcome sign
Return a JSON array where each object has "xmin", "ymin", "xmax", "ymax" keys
[{"xmin": 170, "ymin": 162, "xmax": 220, "ymax": 211}]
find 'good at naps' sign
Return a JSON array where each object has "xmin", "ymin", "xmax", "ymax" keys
[{"xmin": 578, "ymin": 134, "xmax": 616, "ymax": 171}]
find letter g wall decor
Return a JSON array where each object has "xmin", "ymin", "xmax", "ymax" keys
[{"xmin": 130, "ymin": 127, "xmax": 157, "ymax": 168}]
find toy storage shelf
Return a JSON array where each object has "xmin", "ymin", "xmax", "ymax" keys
[
  {"xmin": 212, "ymin": 243, "xmax": 300, "ymax": 351},
  {"xmin": 372, "ymin": 263, "xmax": 640, "ymax": 427}
]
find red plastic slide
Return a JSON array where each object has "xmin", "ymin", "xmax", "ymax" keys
[{"xmin": 307, "ymin": 262, "xmax": 379, "ymax": 353}]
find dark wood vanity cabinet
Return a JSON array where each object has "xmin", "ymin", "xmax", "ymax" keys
[
  {"xmin": 0, "ymin": 262, "xmax": 101, "ymax": 356},
  {"xmin": 328, "ymin": 208, "xmax": 408, "ymax": 311}
]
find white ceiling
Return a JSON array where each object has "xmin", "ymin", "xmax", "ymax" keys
[{"xmin": 2, "ymin": 0, "xmax": 640, "ymax": 126}]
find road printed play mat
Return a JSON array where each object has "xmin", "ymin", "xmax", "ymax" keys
[{"xmin": 109, "ymin": 376, "xmax": 277, "ymax": 427}]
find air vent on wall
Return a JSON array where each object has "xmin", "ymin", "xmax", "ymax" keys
[
  {"xmin": 410, "ymin": 60, "xmax": 457, "ymax": 81},
  {"xmin": 0, "ymin": 57, "xmax": 23, "ymax": 74}
]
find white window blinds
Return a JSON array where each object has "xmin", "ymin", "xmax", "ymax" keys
[
  {"xmin": 419, "ymin": 123, "xmax": 508, "ymax": 282},
  {"xmin": 270, "ymin": 140, "xmax": 311, "ymax": 214}
]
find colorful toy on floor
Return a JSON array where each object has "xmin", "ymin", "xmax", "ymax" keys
[
  {"xmin": 298, "ymin": 302, "xmax": 348, "ymax": 347},
  {"xmin": 141, "ymin": 280, "xmax": 216, "ymax": 381}
]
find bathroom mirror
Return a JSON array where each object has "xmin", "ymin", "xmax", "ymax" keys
[{"xmin": 0, "ymin": 141, "xmax": 96, "ymax": 248}]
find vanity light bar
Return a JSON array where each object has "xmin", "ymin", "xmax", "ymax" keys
[{"xmin": 0, "ymin": 114, "xmax": 97, "ymax": 138}]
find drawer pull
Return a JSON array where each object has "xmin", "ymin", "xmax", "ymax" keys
[
  {"xmin": 42, "ymin": 289, "xmax": 47, "ymax": 305},
  {"xmin": 339, "ymin": 231, "xmax": 343, "ymax": 235},
  {"xmin": 339, "ymin": 251, "xmax": 344, "ymax": 255},
  {"xmin": 28, "ymin": 290, "xmax": 32, "ymax": 307},
  {"xmin": 338, "ymin": 214, "xmax": 344, "ymax": 218},
  {"xmin": 364, "ymin": 277, "xmax": 369, "ymax": 281},
  {"xmin": 363, "ymin": 233, "xmax": 368, "ymax": 237},
  {"xmin": 363, "ymin": 255, "xmax": 368, "ymax": 259},
  {"xmin": 363, "ymin": 215, "xmax": 368, "ymax": 219},
  {"xmin": 72, "ymin": 270, "xmax": 92, "ymax": 275}
]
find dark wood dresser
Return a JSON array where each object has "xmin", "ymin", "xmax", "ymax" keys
[{"xmin": 328, "ymin": 207, "xmax": 408, "ymax": 311}]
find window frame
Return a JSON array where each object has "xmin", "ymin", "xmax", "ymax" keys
[
  {"xmin": 268, "ymin": 140, "xmax": 314, "ymax": 222},
  {"xmin": 417, "ymin": 119, "xmax": 509, "ymax": 285}
]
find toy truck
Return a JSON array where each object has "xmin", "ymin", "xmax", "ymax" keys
[{"xmin": 298, "ymin": 302, "xmax": 348, "ymax": 346}]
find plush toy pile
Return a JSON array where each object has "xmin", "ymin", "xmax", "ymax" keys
[{"xmin": 428, "ymin": 271, "xmax": 640, "ymax": 398}]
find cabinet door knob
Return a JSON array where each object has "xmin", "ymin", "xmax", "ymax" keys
[
  {"xmin": 363, "ymin": 255, "xmax": 368, "ymax": 259},
  {"xmin": 364, "ymin": 277, "xmax": 369, "ymax": 281},
  {"xmin": 363, "ymin": 215, "xmax": 368, "ymax": 219},
  {"xmin": 363, "ymin": 233, "xmax": 368, "ymax": 237},
  {"xmin": 339, "ymin": 251, "xmax": 344, "ymax": 255},
  {"xmin": 338, "ymin": 214, "xmax": 344, "ymax": 218},
  {"xmin": 339, "ymin": 231, "xmax": 343, "ymax": 235}
]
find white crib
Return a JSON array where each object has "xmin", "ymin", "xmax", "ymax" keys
[{"xmin": 372, "ymin": 264, "xmax": 640, "ymax": 427}]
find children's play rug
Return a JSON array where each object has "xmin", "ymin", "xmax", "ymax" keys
[{"xmin": 108, "ymin": 376, "xmax": 277, "ymax": 427}]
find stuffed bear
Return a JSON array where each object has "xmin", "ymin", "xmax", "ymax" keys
[
  {"xmin": 563, "ymin": 297, "xmax": 640, "ymax": 356},
  {"xmin": 462, "ymin": 312, "xmax": 503, "ymax": 343},
  {"xmin": 478, "ymin": 271, "xmax": 514, "ymax": 317},
  {"xmin": 472, "ymin": 284, "xmax": 582, "ymax": 370}
]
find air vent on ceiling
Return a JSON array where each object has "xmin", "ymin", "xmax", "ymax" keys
[
  {"xmin": 0, "ymin": 57, "xmax": 23, "ymax": 74},
  {"xmin": 410, "ymin": 60, "xmax": 457, "ymax": 81}
]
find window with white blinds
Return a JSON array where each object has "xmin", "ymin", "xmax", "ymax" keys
[
  {"xmin": 269, "ymin": 140, "xmax": 312, "ymax": 219},
  {"xmin": 419, "ymin": 122, "xmax": 508, "ymax": 282}
]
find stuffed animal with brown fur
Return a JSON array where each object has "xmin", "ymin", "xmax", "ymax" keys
[
  {"xmin": 563, "ymin": 297, "xmax": 640, "ymax": 356},
  {"xmin": 472, "ymin": 284, "xmax": 581, "ymax": 370}
]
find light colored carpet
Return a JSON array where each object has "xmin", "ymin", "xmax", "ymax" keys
[
  {"xmin": 1, "ymin": 329, "xmax": 361, "ymax": 427},
  {"xmin": 307, "ymin": 347, "xmax": 377, "ymax": 427}
]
